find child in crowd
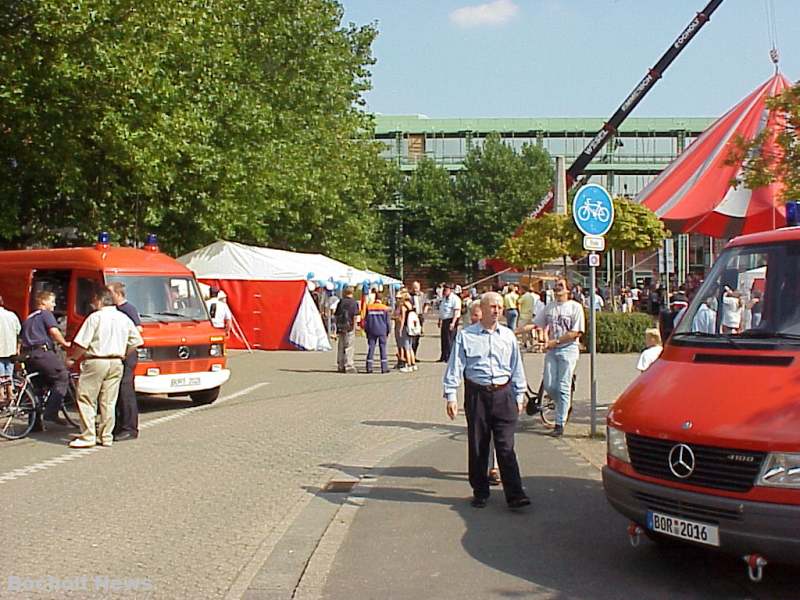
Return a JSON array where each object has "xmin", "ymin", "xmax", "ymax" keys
[{"xmin": 636, "ymin": 328, "xmax": 663, "ymax": 372}]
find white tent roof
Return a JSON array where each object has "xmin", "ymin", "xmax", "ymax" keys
[{"xmin": 177, "ymin": 240, "xmax": 400, "ymax": 286}]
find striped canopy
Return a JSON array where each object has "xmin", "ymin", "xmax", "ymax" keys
[{"xmin": 637, "ymin": 74, "xmax": 790, "ymax": 238}]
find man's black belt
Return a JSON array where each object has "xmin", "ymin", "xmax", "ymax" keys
[
  {"xmin": 22, "ymin": 345, "xmax": 51, "ymax": 352},
  {"xmin": 466, "ymin": 378, "xmax": 510, "ymax": 392}
]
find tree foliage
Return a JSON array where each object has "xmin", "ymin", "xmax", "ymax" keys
[
  {"xmin": 605, "ymin": 197, "xmax": 669, "ymax": 252},
  {"xmin": 499, "ymin": 196, "xmax": 667, "ymax": 271},
  {"xmin": 728, "ymin": 81, "xmax": 800, "ymax": 202},
  {"xmin": 0, "ymin": 0, "xmax": 386, "ymax": 266}
]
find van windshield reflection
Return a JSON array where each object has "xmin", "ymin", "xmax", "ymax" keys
[
  {"xmin": 104, "ymin": 275, "xmax": 208, "ymax": 322},
  {"xmin": 672, "ymin": 242, "xmax": 800, "ymax": 345}
]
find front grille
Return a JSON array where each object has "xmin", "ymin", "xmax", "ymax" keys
[
  {"xmin": 148, "ymin": 345, "xmax": 210, "ymax": 361},
  {"xmin": 626, "ymin": 434, "xmax": 765, "ymax": 493},
  {"xmin": 633, "ymin": 491, "xmax": 742, "ymax": 523}
]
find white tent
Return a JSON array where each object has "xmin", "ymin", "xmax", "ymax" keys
[{"xmin": 178, "ymin": 241, "xmax": 399, "ymax": 351}]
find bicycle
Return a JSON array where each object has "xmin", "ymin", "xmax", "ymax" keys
[
  {"xmin": 524, "ymin": 373, "xmax": 576, "ymax": 428},
  {"xmin": 576, "ymin": 198, "xmax": 610, "ymax": 223},
  {"xmin": 0, "ymin": 359, "xmax": 80, "ymax": 440}
]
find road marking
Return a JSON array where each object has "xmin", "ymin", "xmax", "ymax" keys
[{"xmin": 0, "ymin": 382, "xmax": 270, "ymax": 486}]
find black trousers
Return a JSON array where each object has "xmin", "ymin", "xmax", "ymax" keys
[
  {"xmin": 26, "ymin": 348, "xmax": 68, "ymax": 419},
  {"xmin": 439, "ymin": 319, "xmax": 456, "ymax": 361},
  {"xmin": 114, "ymin": 351, "xmax": 138, "ymax": 434},
  {"xmin": 464, "ymin": 382, "xmax": 525, "ymax": 502}
]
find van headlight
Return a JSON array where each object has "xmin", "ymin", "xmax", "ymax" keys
[
  {"xmin": 137, "ymin": 347, "xmax": 152, "ymax": 361},
  {"xmin": 607, "ymin": 426, "xmax": 630, "ymax": 463},
  {"xmin": 756, "ymin": 453, "xmax": 800, "ymax": 488},
  {"xmin": 209, "ymin": 344, "xmax": 224, "ymax": 357}
]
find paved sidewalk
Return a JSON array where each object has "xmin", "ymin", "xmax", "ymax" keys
[{"xmin": 317, "ymin": 416, "xmax": 627, "ymax": 600}]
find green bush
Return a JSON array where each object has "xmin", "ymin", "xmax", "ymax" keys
[{"xmin": 584, "ymin": 312, "xmax": 655, "ymax": 353}]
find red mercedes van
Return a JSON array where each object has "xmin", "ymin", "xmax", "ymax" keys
[
  {"xmin": 603, "ymin": 220, "xmax": 800, "ymax": 579},
  {"xmin": 0, "ymin": 238, "xmax": 229, "ymax": 404}
]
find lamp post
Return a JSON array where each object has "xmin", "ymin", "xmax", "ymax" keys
[{"xmin": 377, "ymin": 192, "xmax": 405, "ymax": 281}]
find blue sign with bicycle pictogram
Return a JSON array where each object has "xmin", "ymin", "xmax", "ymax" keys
[{"xmin": 572, "ymin": 183, "xmax": 614, "ymax": 237}]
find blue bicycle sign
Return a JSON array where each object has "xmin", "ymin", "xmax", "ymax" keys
[{"xmin": 573, "ymin": 184, "xmax": 614, "ymax": 237}]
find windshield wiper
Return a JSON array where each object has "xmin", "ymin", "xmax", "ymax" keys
[
  {"xmin": 672, "ymin": 331, "xmax": 743, "ymax": 348},
  {"xmin": 152, "ymin": 311, "xmax": 184, "ymax": 318},
  {"xmin": 738, "ymin": 330, "xmax": 800, "ymax": 341}
]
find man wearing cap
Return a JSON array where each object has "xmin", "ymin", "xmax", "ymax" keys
[
  {"xmin": 443, "ymin": 292, "xmax": 530, "ymax": 510},
  {"xmin": 334, "ymin": 286, "xmax": 360, "ymax": 373},
  {"xmin": 20, "ymin": 291, "xmax": 71, "ymax": 426},
  {"xmin": 206, "ymin": 286, "xmax": 232, "ymax": 331},
  {"xmin": 437, "ymin": 283, "xmax": 461, "ymax": 362},
  {"xmin": 68, "ymin": 288, "xmax": 143, "ymax": 448}
]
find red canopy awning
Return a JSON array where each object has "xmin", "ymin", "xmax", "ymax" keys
[{"xmin": 637, "ymin": 73, "xmax": 790, "ymax": 238}]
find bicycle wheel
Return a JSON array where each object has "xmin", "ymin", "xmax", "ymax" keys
[
  {"xmin": 61, "ymin": 375, "xmax": 81, "ymax": 428},
  {"xmin": 0, "ymin": 385, "xmax": 36, "ymax": 440},
  {"xmin": 539, "ymin": 374, "xmax": 576, "ymax": 429}
]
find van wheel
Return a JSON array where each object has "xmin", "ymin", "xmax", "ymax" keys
[{"xmin": 190, "ymin": 387, "xmax": 220, "ymax": 405}]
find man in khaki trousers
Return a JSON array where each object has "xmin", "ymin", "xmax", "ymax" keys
[{"xmin": 68, "ymin": 288, "xmax": 143, "ymax": 448}]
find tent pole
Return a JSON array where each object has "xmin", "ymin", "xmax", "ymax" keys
[{"xmin": 228, "ymin": 309, "xmax": 254, "ymax": 353}]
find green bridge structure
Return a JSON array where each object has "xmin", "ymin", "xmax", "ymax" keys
[{"xmin": 374, "ymin": 115, "xmax": 715, "ymax": 197}]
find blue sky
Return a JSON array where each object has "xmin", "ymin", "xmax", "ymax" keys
[{"xmin": 341, "ymin": 0, "xmax": 800, "ymax": 118}]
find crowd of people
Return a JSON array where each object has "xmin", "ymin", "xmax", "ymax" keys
[{"xmin": 0, "ymin": 285, "xmax": 144, "ymax": 448}]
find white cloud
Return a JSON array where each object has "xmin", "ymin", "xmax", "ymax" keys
[{"xmin": 449, "ymin": 0, "xmax": 519, "ymax": 28}]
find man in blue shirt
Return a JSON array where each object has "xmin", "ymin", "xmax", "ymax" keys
[
  {"xmin": 443, "ymin": 292, "xmax": 530, "ymax": 510},
  {"xmin": 108, "ymin": 282, "xmax": 143, "ymax": 441},
  {"xmin": 437, "ymin": 283, "xmax": 461, "ymax": 362}
]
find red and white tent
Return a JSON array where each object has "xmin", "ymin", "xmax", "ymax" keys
[{"xmin": 637, "ymin": 73, "xmax": 790, "ymax": 238}]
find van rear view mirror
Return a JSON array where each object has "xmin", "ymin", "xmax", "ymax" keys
[{"xmin": 721, "ymin": 268, "xmax": 740, "ymax": 291}]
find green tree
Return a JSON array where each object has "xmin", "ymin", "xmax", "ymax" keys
[
  {"xmin": 605, "ymin": 197, "xmax": 669, "ymax": 252},
  {"xmin": 397, "ymin": 158, "xmax": 458, "ymax": 273},
  {"xmin": 452, "ymin": 134, "xmax": 553, "ymax": 274},
  {"xmin": 0, "ymin": 0, "xmax": 386, "ymax": 266},
  {"xmin": 499, "ymin": 213, "xmax": 581, "ymax": 271},
  {"xmin": 728, "ymin": 81, "xmax": 800, "ymax": 202}
]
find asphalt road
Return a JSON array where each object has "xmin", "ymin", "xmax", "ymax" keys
[{"xmin": 1, "ymin": 328, "xmax": 794, "ymax": 599}]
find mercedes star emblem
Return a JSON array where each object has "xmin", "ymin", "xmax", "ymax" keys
[
  {"xmin": 668, "ymin": 444, "xmax": 695, "ymax": 479},
  {"xmin": 177, "ymin": 346, "xmax": 191, "ymax": 360}
]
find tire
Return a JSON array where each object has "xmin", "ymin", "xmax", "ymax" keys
[
  {"xmin": 577, "ymin": 205, "xmax": 591, "ymax": 221},
  {"xmin": 0, "ymin": 386, "xmax": 37, "ymax": 440},
  {"xmin": 190, "ymin": 387, "xmax": 220, "ymax": 405},
  {"xmin": 539, "ymin": 374, "xmax": 576, "ymax": 429},
  {"xmin": 61, "ymin": 376, "xmax": 81, "ymax": 428}
]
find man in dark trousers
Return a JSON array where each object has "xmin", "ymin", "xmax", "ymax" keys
[
  {"xmin": 20, "ymin": 291, "xmax": 71, "ymax": 426},
  {"xmin": 443, "ymin": 292, "xmax": 531, "ymax": 510},
  {"xmin": 437, "ymin": 283, "xmax": 461, "ymax": 362},
  {"xmin": 108, "ymin": 282, "xmax": 143, "ymax": 441},
  {"xmin": 334, "ymin": 286, "xmax": 360, "ymax": 373}
]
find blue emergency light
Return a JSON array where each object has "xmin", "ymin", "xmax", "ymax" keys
[
  {"xmin": 786, "ymin": 201, "xmax": 799, "ymax": 227},
  {"xmin": 96, "ymin": 231, "xmax": 110, "ymax": 249},
  {"xmin": 144, "ymin": 233, "xmax": 159, "ymax": 252}
]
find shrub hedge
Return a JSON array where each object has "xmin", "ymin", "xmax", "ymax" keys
[{"xmin": 584, "ymin": 312, "xmax": 656, "ymax": 353}]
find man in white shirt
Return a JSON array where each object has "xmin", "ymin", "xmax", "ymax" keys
[
  {"xmin": 692, "ymin": 298, "xmax": 717, "ymax": 334},
  {"xmin": 206, "ymin": 286, "xmax": 233, "ymax": 331},
  {"xmin": 67, "ymin": 288, "xmax": 143, "ymax": 448},
  {"xmin": 533, "ymin": 278, "xmax": 585, "ymax": 437},
  {"xmin": 0, "ymin": 296, "xmax": 21, "ymax": 405},
  {"xmin": 437, "ymin": 284, "xmax": 461, "ymax": 362}
]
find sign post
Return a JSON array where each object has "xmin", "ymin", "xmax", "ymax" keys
[{"xmin": 572, "ymin": 183, "xmax": 614, "ymax": 437}]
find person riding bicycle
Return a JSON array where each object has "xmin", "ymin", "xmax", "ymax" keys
[
  {"xmin": 20, "ymin": 290, "xmax": 71, "ymax": 426},
  {"xmin": 532, "ymin": 278, "xmax": 584, "ymax": 437}
]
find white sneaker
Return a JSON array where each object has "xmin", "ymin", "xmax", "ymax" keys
[
  {"xmin": 399, "ymin": 366, "xmax": 413, "ymax": 373},
  {"xmin": 412, "ymin": 365, "xmax": 418, "ymax": 371}
]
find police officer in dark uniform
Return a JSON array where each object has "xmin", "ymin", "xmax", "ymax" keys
[
  {"xmin": 20, "ymin": 290, "xmax": 71, "ymax": 424},
  {"xmin": 108, "ymin": 282, "xmax": 142, "ymax": 441}
]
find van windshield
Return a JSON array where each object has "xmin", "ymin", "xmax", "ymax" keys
[
  {"xmin": 104, "ymin": 275, "xmax": 209, "ymax": 323},
  {"xmin": 672, "ymin": 241, "xmax": 800, "ymax": 345}
]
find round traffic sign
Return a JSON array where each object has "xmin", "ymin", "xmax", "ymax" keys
[{"xmin": 573, "ymin": 184, "xmax": 614, "ymax": 237}]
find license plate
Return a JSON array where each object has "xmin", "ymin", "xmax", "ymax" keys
[
  {"xmin": 170, "ymin": 377, "xmax": 201, "ymax": 388},
  {"xmin": 646, "ymin": 511, "xmax": 719, "ymax": 547}
]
